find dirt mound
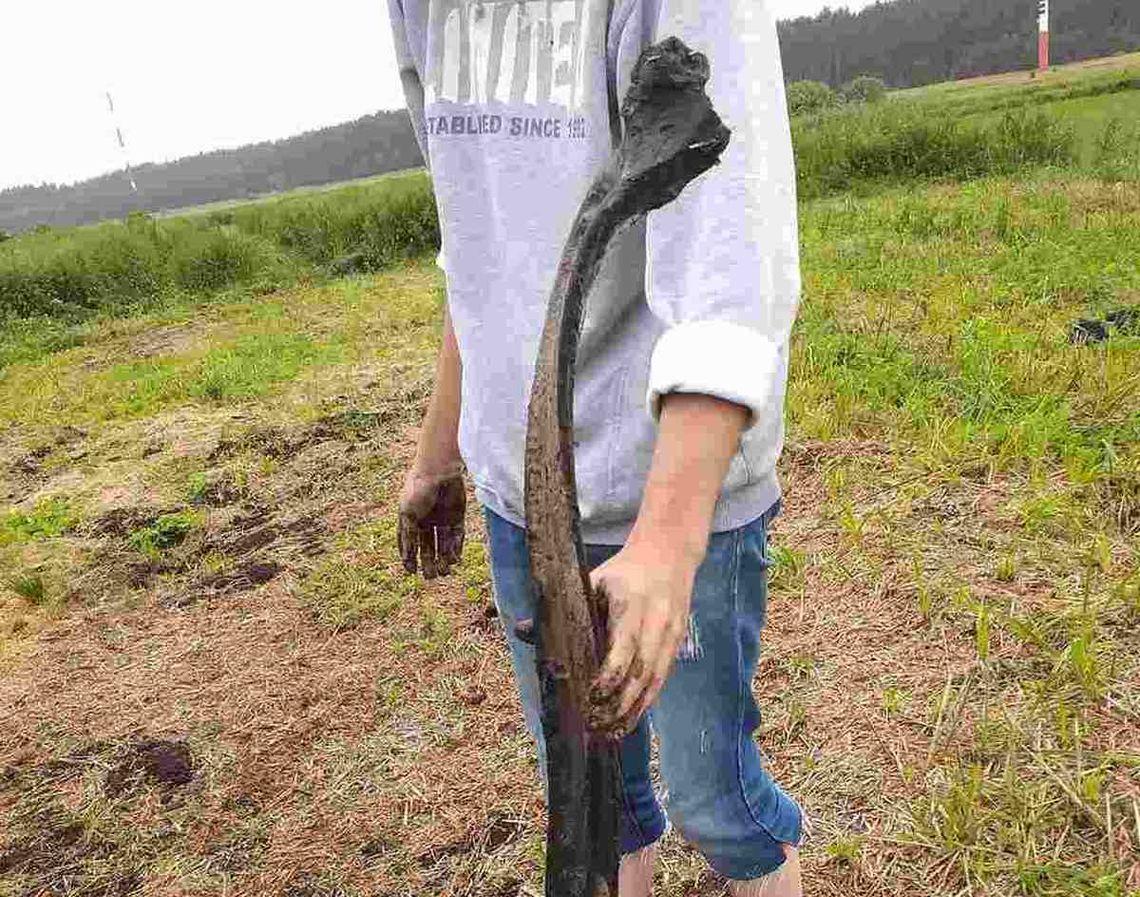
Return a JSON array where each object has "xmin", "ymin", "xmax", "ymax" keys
[
  {"xmin": 203, "ymin": 511, "xmax": 323, "ymax": 559},
  {"xmin": 84, "ymin": 506, "xmax": 184, "ymax": 539},
  {"xmin": 197, "ymin": 560, "xmax": 283, "ymax": 594},
  {"xmin": 2, "ymin": 426, "xmax": 88, "ymax": 503},
  {"xmin": 416, "ymin": 814, "xmax": 526, "ymax": 867},
  {"xmin": 104, "ymin": 739, "xmax": 195, "ymax": 798}
]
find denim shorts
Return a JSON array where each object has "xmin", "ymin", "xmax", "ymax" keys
[{"xmin": 482, "ymin": 503, "xmax": 803, "ymax": 880}]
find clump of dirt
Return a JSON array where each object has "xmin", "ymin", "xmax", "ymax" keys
[
  {"xmin": 84, "ymin": 506, "xmax": 184, "ymax": 539},
  {"xmin": 416, "ymin": 814, "xmax": 526, "ymax": 867},
  {"xmin": 189, "ymin": 473, "xmax": 245, "ymax": 508},
  {"xmin": 180, "ymin": 561, "xmax": 284, "ymax": 605},
  {"xmin": 104, "ymin": 739, "xmax": 195, "ymax": 798},
  {"xmin": 1069, "ymin": 306, "xmax": 1138, "ymax": 344},
  {"xmin": 3, "ymin": 426, "xmax": 88, "ymax": 503},
  {"xmin": 80, "ymin": 499, "xmax": 325, "ymax": 602},
  {"xmin": 202, "ymin": 511, "xmax": 324, "ymax": 560},
  {"xmin": 208, "ymin": 425, "xmax": 307, "ymax": 463},
  {"xmin": 165, "ymin": 512, "xmax": 324, "ymax": 605}
]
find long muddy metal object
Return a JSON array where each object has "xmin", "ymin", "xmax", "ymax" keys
[{"xmin": 523, "ymin": 37, "xmax": 731, "ymax": 897}]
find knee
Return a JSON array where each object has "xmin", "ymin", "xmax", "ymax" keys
[{"xmin": 666, "ymin": 782, "xmax": 802, "ymax": 880}]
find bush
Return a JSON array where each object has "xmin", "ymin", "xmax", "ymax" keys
[
  {"xmin": 0, "ymin": 219, "xmax": 286, "ymax": 319},
  {"xmin": 840, "ymin": 75, "xmax": 887, "ymax": 104},
  {"xmin": 0, "ymin": 172, "xmax": 439, "ymax": 321},
  {"xmin": 169, "ymin": 226, "xmax": 282, "ymax": 293},
  {"xmin": 787, "ymin": 80, "xmax": 839, "ymax": 116},
  {"xmin": 1092, "ymin": 117, "xmax": 1140, "ymax": 181},
  {"xmin": 794, "ymin": 105, "xmax": 1075, "ymax": 198},
  {"xmin": 228, "ymin": 175, "xmax": 439, "ymax": 271}
]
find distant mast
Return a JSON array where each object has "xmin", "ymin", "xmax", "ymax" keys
[
  {"xmin": 105, "ymin": 92, "xmax": 139, "ymax": 193},
  {"xmin": 1037, "ymin": 0, "xmax": 1050, "ymax": 71}
]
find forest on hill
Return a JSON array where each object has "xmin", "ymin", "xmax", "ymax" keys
[
  {"xmin": 0, "ymin": 111, "xmax": 422, "ymax": 234},
  {"xmin": 779, "ymin": 0, "xmax": 1140, "ymax": 87},
  {"xmin": 2, "ymin": 0, "xmax": 1138, "ymax": 233}
]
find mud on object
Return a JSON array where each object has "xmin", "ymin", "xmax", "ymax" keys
[{"xmin": 522, "ymin": 36, "xmax": 731, "ymax": 897}]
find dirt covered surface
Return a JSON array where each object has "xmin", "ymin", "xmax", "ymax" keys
[
  {"xmin": 6, "ymin": 419, "xmax": 1135, "ymax": 896},
  {"xmin": 2, "ymin": 269, "xmax": 1139, "ymax": 895}
]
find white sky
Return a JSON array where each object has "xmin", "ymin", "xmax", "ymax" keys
[{"xmin": 0, "ymin": 0, "xmax": 875, "ymax": 191}]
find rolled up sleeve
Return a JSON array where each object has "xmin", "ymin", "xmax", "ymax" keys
[{"xmin": 613, "ymin": 0, "xmax": 801, "ymax": 426}]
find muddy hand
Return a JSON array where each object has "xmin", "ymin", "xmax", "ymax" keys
[
  {"xmin": 586, "ymin": 545, "xmax": 697, "ymax": 736},
  {"xmin": 397, "ymin": 468, "xmax": 466, "ymax": 578}
]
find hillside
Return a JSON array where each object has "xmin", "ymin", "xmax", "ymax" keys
[
  {"xmin": 779, "ymin": 0, "xmax": 1140, "ymax": 87},
  {"xmin": 0, "ymin": 111, "xmax": 423, "ymax": 235}
]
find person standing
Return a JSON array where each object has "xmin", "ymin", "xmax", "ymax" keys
[{"xmin": 388, "ymin": 1, "xmax": 804, "ymax": 893}]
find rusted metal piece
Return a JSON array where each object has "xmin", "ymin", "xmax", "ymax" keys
[{"xmin": 523, "ymin": 37, "xmax": 731, "ymax": 897}]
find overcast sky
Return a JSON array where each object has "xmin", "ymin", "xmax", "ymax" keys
[{"xmin": 1, "ymin": 0, "xmax": 875, "ymax": 191}]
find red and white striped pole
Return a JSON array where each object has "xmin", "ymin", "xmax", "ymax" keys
[{"xmin": 1037, "ymin": 0, "xmax": 1050, "ymax": 71}]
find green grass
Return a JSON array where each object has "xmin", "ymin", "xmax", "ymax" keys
[
  {"xmin": 300, "ymin": 557, "xmax": 412, "ymax": 629},
  {"xmin": 0, "ymin": 271, "xmax": 445, "ymax": 426},
  {"xmin": 902, "ymin": 65, "xmax": 1140, "ymax": 120},
  {"xmin": 5, "ymin": 573, "xmax": 48, "ymax": 605},
  {"xmin": 784, "ymin": 170, "xmax": 1139, "ymax": 892},
  {"xmin": 793, "ymin": 55, "xmax": 1140, "ymax": 197},
  {"xmin": 127, "ymin": 510, "xmax": 203, "ymax": 560},
  {"xmin": 1, "ymin": 498, "xmax": 77, "ymax": 545},
  {"xmin": 301, "ymin": 516, "xmax": 425, "ymax": 629},
  {"xmin": 2, "ymin": 55, "xmax": 1136, "ymax": 343},
  {"xmin": 794, "ymin": 179, "xmax": 1140, "ymax": 476}
]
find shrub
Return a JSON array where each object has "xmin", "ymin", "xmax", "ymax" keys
[
  {"xmin": 1092, "ymin": 117, "xmax": 1140, "ymax": 181},
  {"xmin": 840, "ymin": 75, "xmax": 887, "ymax": 104},
  {"xmin": 0, "ymin": 173, "xmax": 438, "ymax": 322},
  {"xmin": 794, "ymin": 105, "xmax": 1075, "ymax": 198},
  {"xmin": 169, "ymin": 226, "xmax": 281, "ymax": 293},
  {"xmin": 787, "ymin": 80, "xmax": 839, "ymax": 116}
]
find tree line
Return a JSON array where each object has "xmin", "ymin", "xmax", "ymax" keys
[{"xmin": 779, "ymin": 0, "xmax": 1139, "ymax": 88}]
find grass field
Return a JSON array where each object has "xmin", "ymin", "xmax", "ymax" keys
[{"xmin": 2, "ymin": 55, "xmax": 1140, "ymax": 897}]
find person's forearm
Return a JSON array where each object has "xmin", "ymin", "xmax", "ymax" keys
[
  {"xmin": 589, "ymin": 391, "xmax": 750, "ymax": 730},
  {"xmin": 625, "ymin": 392, "xmax": 748, "ymax": 566},
  {"xmin": 411, "ymin": 305, "xmax": 463, "ymax": 476}
]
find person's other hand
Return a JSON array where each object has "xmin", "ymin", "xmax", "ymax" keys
[
  {"xmin": 397, "ymin": 465, "xmax": 466, "ymax": 578},
  {"xmin": 587, "ymin": 543, "xmax": 698, "ymax": 735}
]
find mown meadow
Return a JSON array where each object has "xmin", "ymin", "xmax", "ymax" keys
[{"xmin": 1, "ymin": 52, "xmax": 1139, "ymax": 897}]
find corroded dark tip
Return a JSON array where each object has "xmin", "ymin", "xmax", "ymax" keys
[
  {"xmin": 620, "ymin": 36, "xmax": 711, "ymax": 112},
  {"xmin": 614, "ymin": 37, "xmax": 731, "ymax": 214}
]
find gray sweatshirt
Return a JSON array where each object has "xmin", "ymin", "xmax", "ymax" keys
[{"xmin": 387, "ymin": 0, "xmax": 800, "ymax": 544}]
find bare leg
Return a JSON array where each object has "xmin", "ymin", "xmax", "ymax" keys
[
  {"xmin": 618, "ymin": 843, "xmax": 658, "ymax": 897},
  {"xmin": 727, "ymin": 843, "xmax": 802, "ymax": 897}
]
